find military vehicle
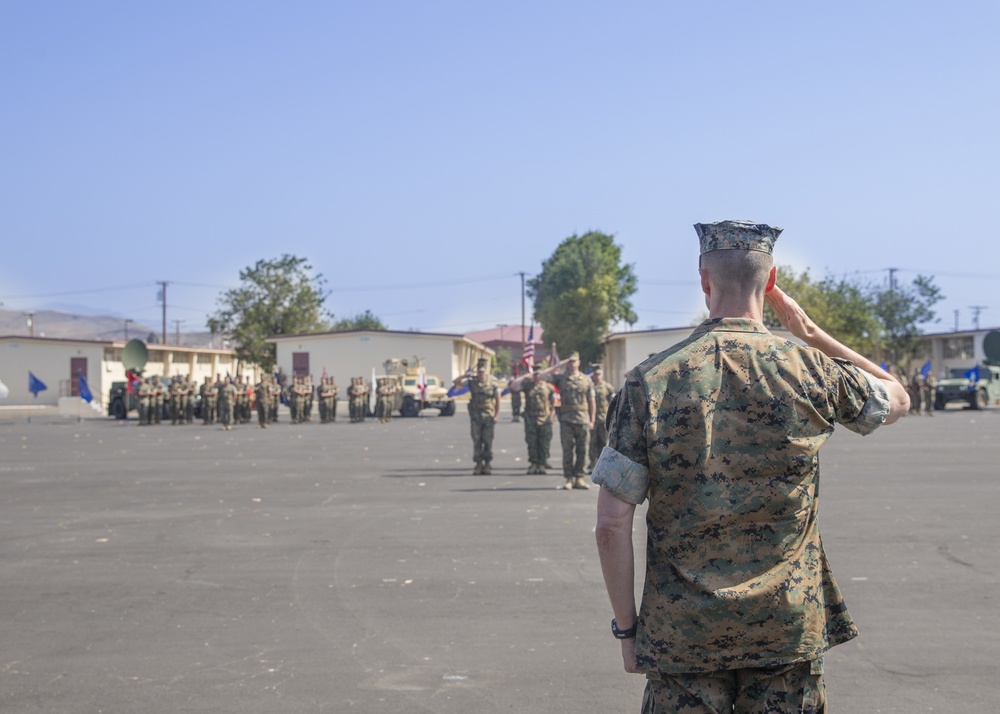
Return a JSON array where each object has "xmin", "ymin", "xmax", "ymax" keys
[
  {"xmin": 934, "ymin": 330, "xmax": 1000, "ymax": 410},
  {"xmin": 379, "ymin": 357, "xmax": 456, "ymax": 417},
  {"xmin": 107, "ymin": 339, "xmax": 197, "ymax": 420}
]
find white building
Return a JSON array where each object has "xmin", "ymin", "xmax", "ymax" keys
[
  {"xmin": 0, "ymin": 336, "xmax": 256, "ymax": 411},
  {"xmin": 267, "ymin": 329, "xmax": 493, "ymax": 385},
  {"xmin": 914, "ymin": 327, "xmax": 1000, "ymax": 377}
]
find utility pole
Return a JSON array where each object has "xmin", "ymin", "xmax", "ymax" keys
[
  {"xmin": 887, "ymin": 267, "xmax": 898, "ymax": 293},
  {"xmin": 124, "ymin": 318, "xmax": 133, "ymax": 341},
  {"xmin": 26, "ymin": 311, "xmax": 35, "ymax": 337},
  {"xmin": 157, "ymin": 281, "xmax": 169, "ymax": 345},
  {"xmin": 954, "ymin": 310, "xmax": 959, "ymax": 332},
  {"xmin": 969, "ymin": 306, "xmax": 988, "ymax": 331},
  {"xmin": 172, "ymin": 319, "xmax": 185, "ymax": 345}
]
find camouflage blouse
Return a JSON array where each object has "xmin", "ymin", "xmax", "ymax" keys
[
  {"xmin": 467, "ymin": 376, "xmax": 500, "ymax": 418},
  {"xmin": 550, "ymin": 372, "xmax": 595, "ymax": 425},
  {"xmin": 522, "ymin": 380, "xmax": 555, "ymax": 425},
  {"xmin": 593, "ymin": 318, "xmax": 890, "ymax": 674}
]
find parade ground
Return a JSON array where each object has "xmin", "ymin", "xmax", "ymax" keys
[{"xmin": 0, "ymin": 405, "xmax": 997, "ymax": 713}]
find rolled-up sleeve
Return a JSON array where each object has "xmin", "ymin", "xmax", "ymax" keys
[
  {"xmin": 840, "ymin": 368, "xmax": 891, "ymax": 436},
  {"xmin": 591, "ymin": 371, "xmax": 650, "ymax": 504}
]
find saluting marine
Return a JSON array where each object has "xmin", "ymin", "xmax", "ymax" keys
[
  {"xmin": 588, "ymin": 364, "xmax": 616, "ymax": 472},
  {"xmin": 454, "ymin": 358, "xmax": 501, "ymax": 475}
]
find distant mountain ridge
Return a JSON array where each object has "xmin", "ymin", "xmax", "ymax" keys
[{"xmin": 0, "ymin": 307, "xmax": 216, "ymax": 347}]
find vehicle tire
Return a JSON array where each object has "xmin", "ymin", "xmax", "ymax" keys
[
  {"xmin": 975, "ymin": 389, "xmax": 988, "ymax": 410},
  {"xmin": 934, "ymin": 395, "xmax": 944, "ymax": 411},
  {"xmin": 110, "ymin": 399, "xmax": 126, "ymax": 420},
  {"xmin": 439, "ymin": 401, "xmax": 456, "ymax": 417},
  {"xmin": 401, "ymin": 397, "xmax": 420, "ymax": 418}
]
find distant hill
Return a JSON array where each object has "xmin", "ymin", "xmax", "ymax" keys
[{"xmin": 0, "ymin": 308, "xmax": 217, "ymax": 348}]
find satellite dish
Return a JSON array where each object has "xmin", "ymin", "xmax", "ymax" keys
[
  {"xmin": 122, "ymin": 339, "xmax": 149, "ymax": 373},
  {"xmin": 983, "ymin": 331, "xmax": 1000, "ymax": 362}
]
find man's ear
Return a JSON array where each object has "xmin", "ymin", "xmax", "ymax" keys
[
  {"xmin": 764, "ymin": 266, "xmax": 777, "ymax": 294},
  {"xmin": 699, "ymin": 268, "xmax": 711, "ymax": 297}
]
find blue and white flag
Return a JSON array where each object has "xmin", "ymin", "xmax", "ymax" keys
[
  {"xmin": 28, "ymin": 371, "xmax": 47, "ymax": 397},
  {"xmin": 920, "ymin": 360, "xmax": 932, "ymax": 378},
  {"xmin": 965, "ymin": 365, "xmax": 980, "ymax": 388},
  {"xmin": 447, "ymin": 384, "xmax": 470, "ymax": 398},
  {"xmin": 78, "ymin": 371, "xmax": 93, "ymax": 403}
]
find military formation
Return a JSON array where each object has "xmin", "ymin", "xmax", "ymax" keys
[
  {"xmin": 907, "ymin": 368, "xmax": 938, "ymax": 416},
  {"xmin": 130, "ymin": 362, "xmax": 617, "ymax": 488}
]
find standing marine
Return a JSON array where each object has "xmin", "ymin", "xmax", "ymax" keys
[
  {"xmin": 454, "ymin": 357, "xmax": 501, "ymax": 475},
  {"xmin": 200, "ymin": 376, "xmax": 217, "ymax": 425},
  {"xmin": 520, "ymin": 364, "xmax": 556, "ymax": 474},
  {"xmin": 588, "ymin": 364, "xmax": 616, "ymax": 472},
  {"xmin": 548, "ymin": 352, "xmax": 596, "ymax": 490}
]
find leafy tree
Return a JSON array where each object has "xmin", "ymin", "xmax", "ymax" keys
[
  {"xmin": 492, "ymin": 347, "xmax": 513, "ymax": 377},
  {"xmin": 527, "ymin": 232, "xmax": 637, "ymax": 365},
  {"xmin": 871, "ymin": 274, "xmax": 943, "ymax": 366},
  {"xmin": 330, "ymin": 309, "xmax": 388, "ymax": 332},
  {"xmin": 209, "ymin": 255, "xmax": 330, "ymax": 372},
  {"xmin": 767, "ymin": 266, "xmax": 943, "ymax": 367}
]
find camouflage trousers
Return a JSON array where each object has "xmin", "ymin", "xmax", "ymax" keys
[
  {"xmin": 202, "ymin": 398, "xmax": 216, "ymax": 424},
  {"xmin": 470, "ymin": 415, "xmax": 495, "ymax": 464},
  {"xmin": 219, "ymin": 400, "xmax": 233, "ymax": 427},
  {"xmin": 641, "ymin": 659, "xmax": 825, "ymax": 714},
  {"xmin": 589, "ymin": 418, "xmax": 608, "ymax": 469},
  {"xmin": 523, "ymin": 420, "xmax": 552, "ymax": 466},
  {"xmin": 257, "ymin": 401, "xmax": 269, "ymax": 427},
  {"xmin": 559, "ymin": 422, "xmax": 589, "ymax": 476}
]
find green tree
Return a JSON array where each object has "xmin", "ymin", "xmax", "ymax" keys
[
  {"xmin": 768, "ymin": 266, "xmax": 943, "ymax": 367},
  {"xmin": 331, "ymin": 310, "xmax": 388, "ymax": 331},
  {"xmin": 871, "ymin": 274, "xmax": 943, "ymax": 366},
  {"xmin": 210, "ymin": 255, "xmax": 330, "ymax": 372},
  {"xmin": 492, "ymin": 347, "xmax": 513, "ymax": 377},
  {"xmin": 527, "ymin": 232, "xmax": 637, "ymax": 365},
  {"xmin": 766, "ymin": 267, "xmax": 879, "ymax": 355}
]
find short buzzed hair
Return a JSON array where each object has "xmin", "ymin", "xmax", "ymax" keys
[{"xmin": 700, "ymin": 249, "xmax": 773, "ymax": 294}]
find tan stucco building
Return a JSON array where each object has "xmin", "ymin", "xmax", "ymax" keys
[
  {"xmin": 0, "ymin": 336, "xmax": 256, "ymax": 411},
  {"xmin": 267, "ymin": 329, "xmax": 493, "ymax": 386}
]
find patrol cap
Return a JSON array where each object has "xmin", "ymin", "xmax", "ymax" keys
[
  {"xmin": 532, "ymin": 363, "xmax": 544, "ymax": 372},
  {"xmin": 476, "ymin": 357, "xmax": 490, "ymax": 371},
  {"xmin": 694, "ymin": 220, "xmax": 782, "ymax": 255},
  {"xmin": 591, "ymin": 363, "xmax": 603, "ymax": 373},
  {"xmin": 568, "ymin": 351, "xmax": 580, "ymax": 362}
]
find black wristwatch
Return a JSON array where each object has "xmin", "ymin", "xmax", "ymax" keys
[{"xmin": 611, "ymin": 618, "xmax": 637, "ymax": 640}]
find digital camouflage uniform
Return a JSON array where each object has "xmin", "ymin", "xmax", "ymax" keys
[
  {"xmin": 349, "ymin": 378, "xmax": 369, "ymax": 423},
  {"xmin": 376, "ymin": 378, "xmax": 397, "ymax": 423},
  {"xmin": 255, "ymin": 377, "xmax": 271, "ymax": 428},
  {"xmin": 521, "ymin": 378, "xmax": 555, "ymax": 474},
  {"xmin": 169, "ymin": 379, "xmax": 184, "ymax": 425},
  {"xmin": 217, "ymin": 380, "xmax": 235, "ymax": 430},
  {"xmin": 593, "ymin": 318, "xmax": 891, "ymax": 698},
  {"xmin": 467, "ymin": 373, "xmax": 500, "ymax": 474},
  {"xmin": 589, "ymin": 373, "xmax": 616, "ymax": 471},
  {"xmin": 200, "ymin": 378, "xmax": 217, "ymax": 425},
  {"xmin": 550, "ymin": 370, "xmax": 595, "ymax": 483}
]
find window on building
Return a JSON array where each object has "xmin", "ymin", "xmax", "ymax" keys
[
  {"xmin": 943, "ymin": 336, "xmax": 974, "ymax": 360},
  {"xmin": 197, "ymin": 353, "xmax": 212, "ymax": 364}
]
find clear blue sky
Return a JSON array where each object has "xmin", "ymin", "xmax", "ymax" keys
[{"xmin": 2, "ymin": 1, "xmax": 998, "ymax": 338}]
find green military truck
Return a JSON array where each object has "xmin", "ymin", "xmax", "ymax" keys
[
  {"xmin": 934, "ymin": 330, "xmax": 1000, "ymax": 410},
  {"xmin": 379, "ymin": 357, "xmax": 456, "ymax": 417}
]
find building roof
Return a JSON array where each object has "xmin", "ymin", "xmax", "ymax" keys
[
  {"xmin": 465, "ymin": 325, "xmax": 544, "ymax": 345},
  {"xmin": 266, "ymin": 328, "xmax": 491, "ymax": 351},
  {"xmin": 0, "ymin": 334, "xmax": 115, "ymax": 346}
]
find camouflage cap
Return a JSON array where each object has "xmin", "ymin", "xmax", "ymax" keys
[
  {"xmin": 591, "ymin": 363, "xmax": 603, "ymax": 373},
  {"xmin": 694, "ymin": 220, "xmax": 782, "ymax": 255},
  {"xmin": 476, "ymin": 357, "xmax": 490, "ymax": 371},
  {"xmin": 568, "ymin": 351, "xmax": 580, "ymax": 362}
]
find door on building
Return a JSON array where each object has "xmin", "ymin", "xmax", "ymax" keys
[
  {"xmin": 292, "ymin": 352, "xmax": 310, "ymax": 377},
  {"xmin": 70, "ymin": 357, "xmax": 87, "ymax": 397}
]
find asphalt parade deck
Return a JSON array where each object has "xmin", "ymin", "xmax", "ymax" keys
[{"xmin": 0, "ymin": 405, "xmax": 997, "ymax": 713}]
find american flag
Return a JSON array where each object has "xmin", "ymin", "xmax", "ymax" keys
[{"xmin": 522, "ymin": 325, "xmax": 535, "ymax": 368}]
